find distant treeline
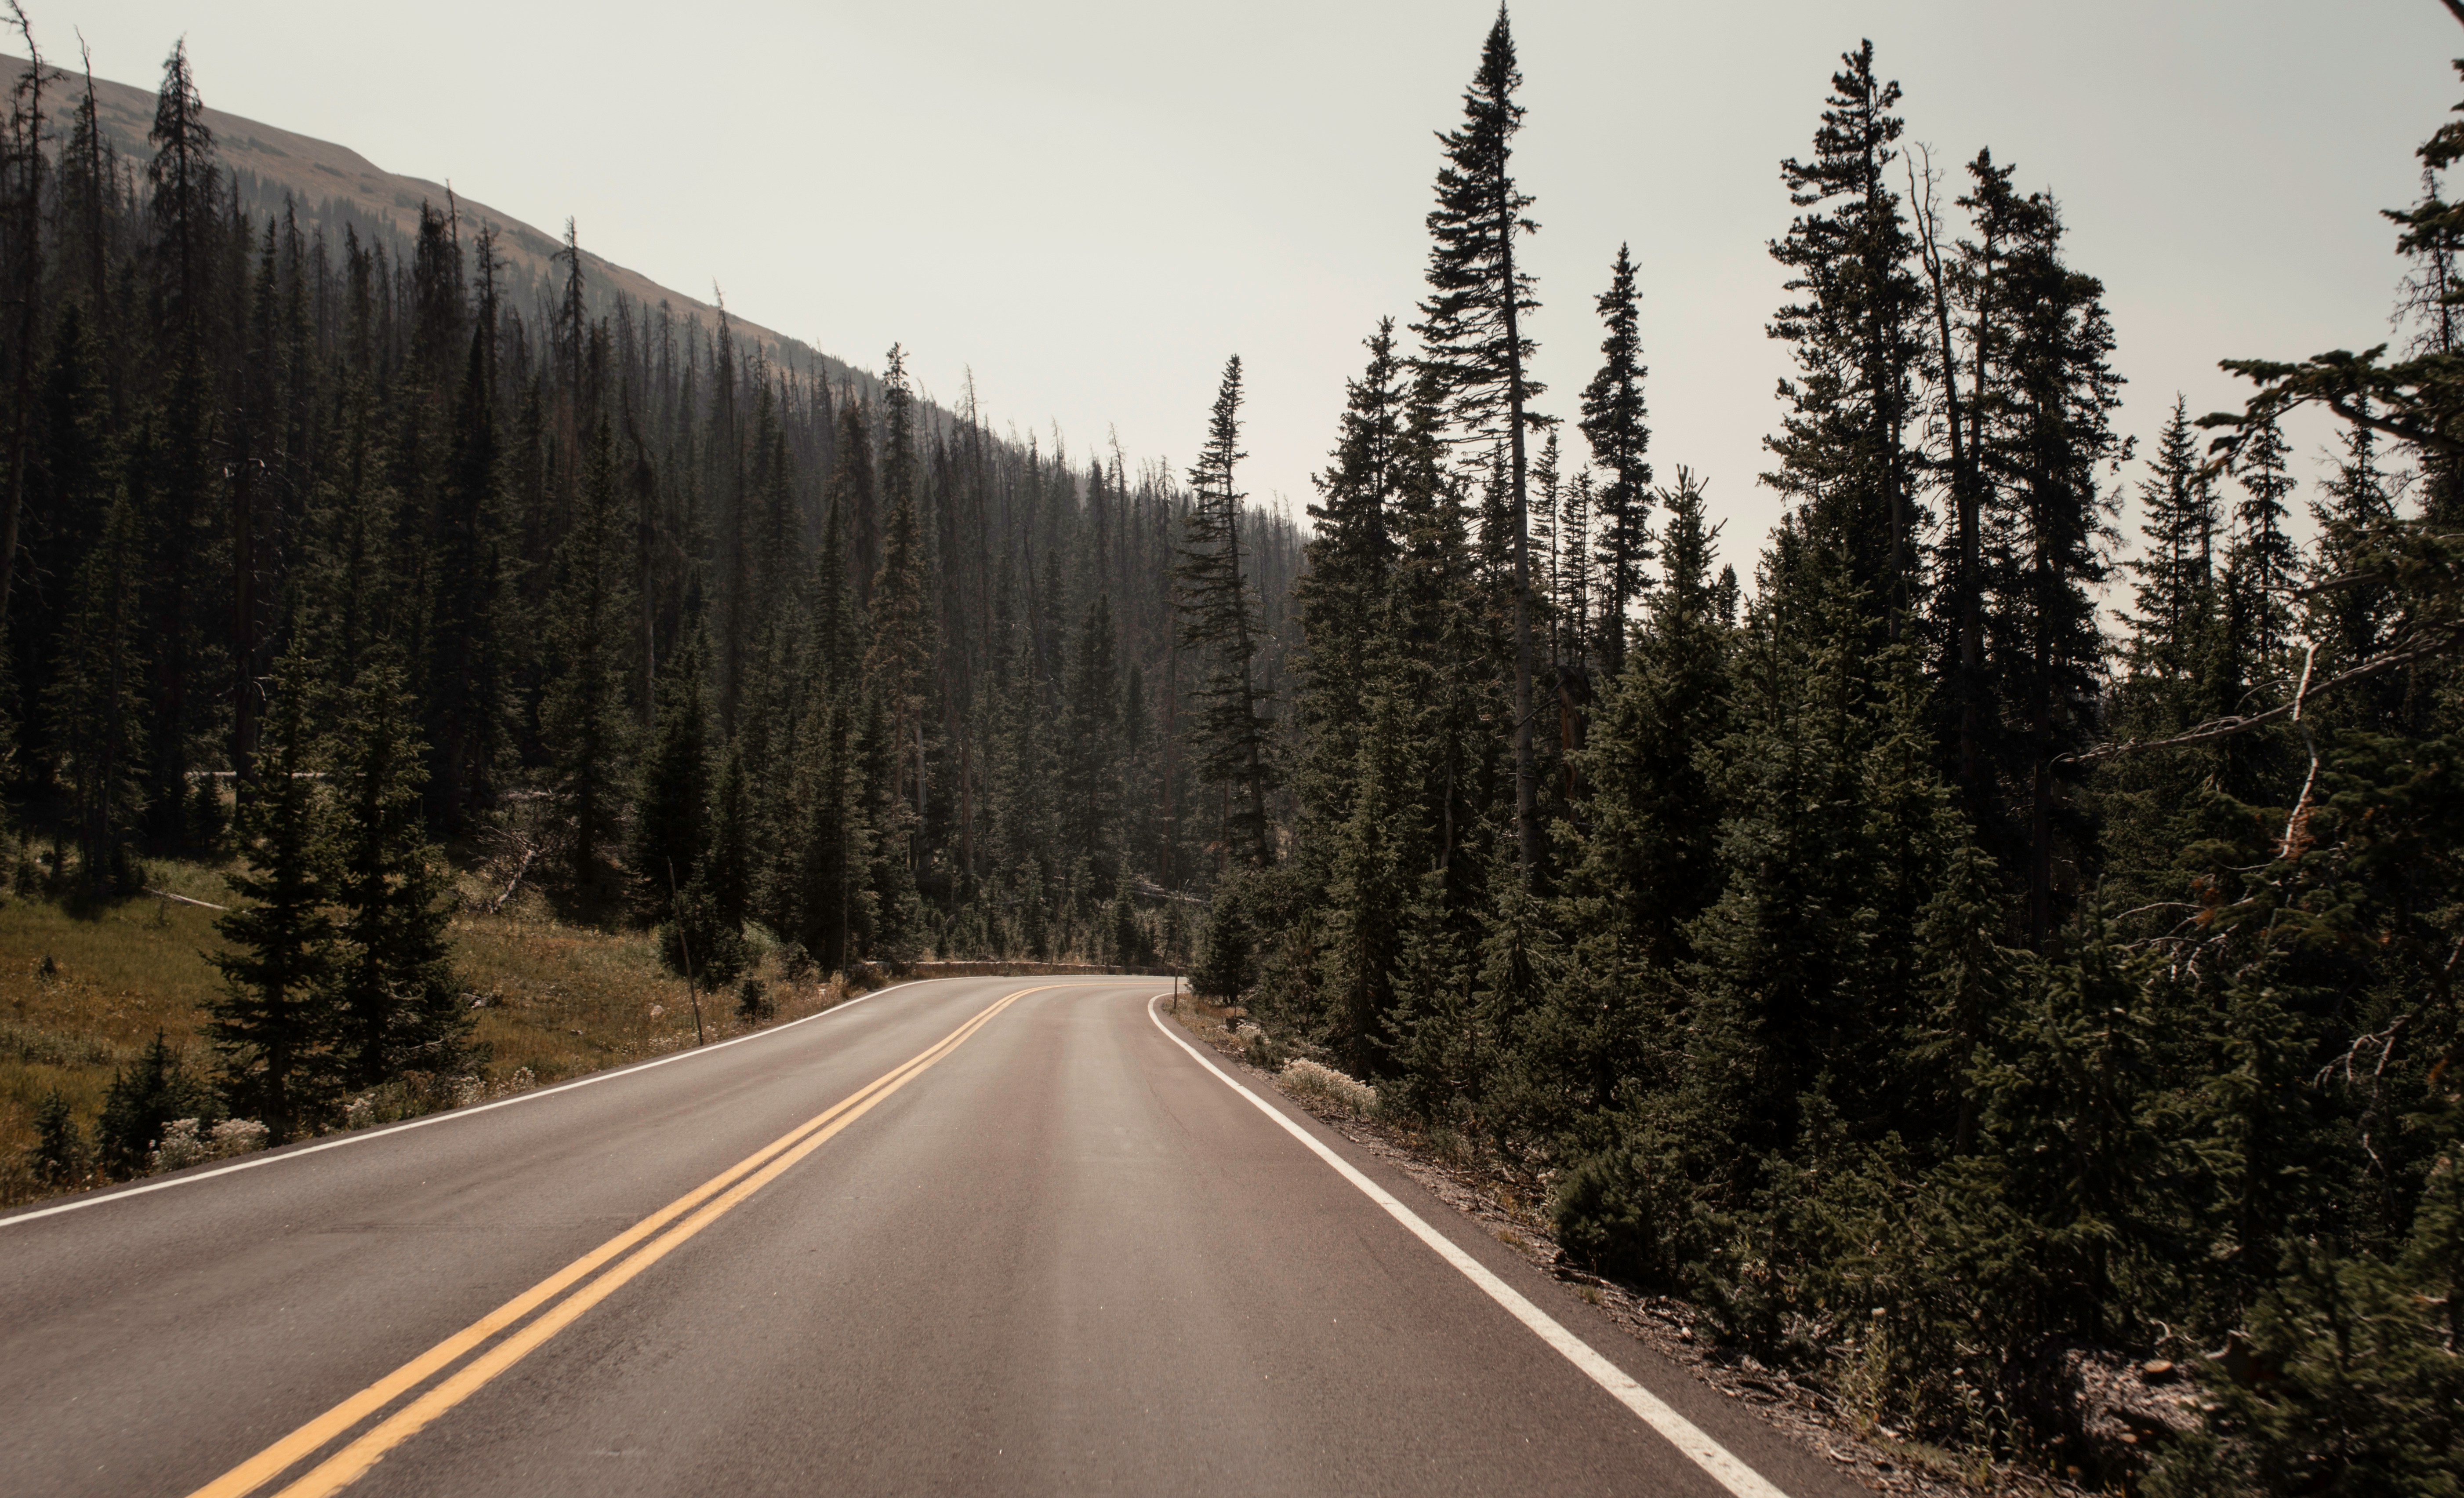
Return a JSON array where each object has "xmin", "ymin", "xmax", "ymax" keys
[
  {"xmin": 1190, "ymin": 13, "xmax": 2464, "ymax": 1494},
  {"xmin": 0, "ymin": 30, "xmax": 1300, "ymax": 1136}
]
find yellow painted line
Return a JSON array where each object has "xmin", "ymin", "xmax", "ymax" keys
[{"xmin": 188, "ymin": 985, "xmax": 1052, "ymax": 1498}]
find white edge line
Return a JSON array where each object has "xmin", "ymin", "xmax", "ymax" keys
[
  {"xmin": 2, "ymin": 975, "xmax": 1114, "ymax": 1229},
  {"xmin": 1143, "ymin": 994, "xmax": 1792, "ymax": 1498}
]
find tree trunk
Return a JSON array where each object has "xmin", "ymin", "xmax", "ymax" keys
[{"xmin": 1499, "ymin": 180, "xmax": 1539, "ymax": 876}]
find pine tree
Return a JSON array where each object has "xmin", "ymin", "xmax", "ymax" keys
[
  {"xmin": 1579, "ymin": 243, "xmax": 1652, "ymax": 677},
  {"xmin": 1764, "ymin": 41, "xmax": 1925, "ymax": 633},
  {"xmin": 631, "ymin": 630, "xmax": 711, "ymax": 923},
  {"xmin": 1970, "ymin": 905, "xmax": 2180, "ymax": 1346},
  {"xmin": 145, "ymin": 40, "xmax": 218, "ymax": 335},
  {"xmin": 1174, "ymin": 356, "xmax": 1274, "ymax": 870},
  {"xmin": 829, "ymin": 394, "xmax": 878, "ymax": 608},
  {"xmin": 2124, "ymin": 396, "xmax": 2221, "ymax": 694},
  {"xmin": 865, "ymin": 346, "xmax": 935, "ymax": 873},
  {"xmin": 1566, "ymin": 467, "xmax": 1729, "ymax": 977},
  {"xmin": 1321, "ymin": 680, "xmax": 1429, "ymax": 1073},
  {"xmin": 1294, "ymin": 320, "xmax": 1408, "ymax": 848},
  {"xmin": 2228, "ymin": 411, "xmax": 2301, "ymax": 670},
  {"xmin": 327, "ymin": 655, "xmax": 474, "ymax": 1088},
  {"xmin": 32, "ymin": 1086, "xmax": 83, "ymax": 1185},
  {"xmin": 1557, "ymin": 466, "xmax": 1597, "ymax": 671},
  {"xmin": 1060, "ymin": 595, "xmax": 1121, "ymax": 875},
  {"xmin": 1967, "ymin": 164, "xmax": 2122, "ymax": 946},
  {"xmin": 707, "ymin": 741, "xmax": 752, "ymax": 936},
  {"xmin": 1416, "ymin": 5, "xmax": 1547, "ymax": 873},
  {"xmin": 420, "ymin": 262, "xmax": 514, "ymax": 836},
  {"xmin": 209, "ymin": 660, "xmax": 341, "ymax": 1142},
  {"xmin": 2307, "ymin": 417, "xmax": 2403, "ymax": 723},
  {"xmin": 541, "ymin": 414, "xmax": 638, "ymax": 884},
  {"xmin": 45, "ymin": 488, "xmax": 149, "ymax": 893},
  {"xmin": 95, "ymin": 1030, "xmax": 206, "ymax": 1176}
]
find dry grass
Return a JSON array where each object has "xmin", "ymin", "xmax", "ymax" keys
[
  {"xmin": 0, "ymin": 865, "xmax": 231, "ymax": 1199},
  {"xmin": 448, "ymin": 869, "xmax": 850, "ymax": 1085},
  {"xmin": 0, "ymin": 852, "xmax": 859, "ymax": 1206}
]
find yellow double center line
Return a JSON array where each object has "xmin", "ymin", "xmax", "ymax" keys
[{"xmin": 189, "ymin": 985, "xmax": 1052, "ymax": 1498}]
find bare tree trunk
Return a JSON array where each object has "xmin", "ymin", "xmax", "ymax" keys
[{"xmin": 1910, "ymin": 153, "xmax": 1987, "ymax": 811}]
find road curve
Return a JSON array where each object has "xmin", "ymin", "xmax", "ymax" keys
[{"xmin": 0, "ymin": 977, "xmax": 1863, "ymax": 1498}]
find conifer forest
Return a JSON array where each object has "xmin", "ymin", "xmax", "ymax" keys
[{"xmin": 3, "ymin": 5, "xmax": 2463, "ymax": 1493}]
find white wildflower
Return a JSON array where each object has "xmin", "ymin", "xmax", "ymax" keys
[
  {"xmin": 209, "ymin": 1118, "xmax": 269, "ymax": 1158},
  {"xmin": 148, "ymin": 1119, "xmax": 210, "ymax": 1174},
  {"xmin": 1280, "ymin": 1058, "xmax": 1379, "ymax": 1118}
]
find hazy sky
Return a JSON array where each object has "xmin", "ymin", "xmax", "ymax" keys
[{"xmin": 40, "ymin": 0, "xmax": 2464, "ymax": 558}]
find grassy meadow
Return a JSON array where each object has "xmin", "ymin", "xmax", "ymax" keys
[{"xmin": 0, "ymin": 847, "xmax": 851, "ymax": 1207}]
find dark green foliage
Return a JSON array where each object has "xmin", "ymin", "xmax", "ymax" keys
[
  {"xmin": 735, "ymin": 976, "xmax": 772, "ymax": 1023},
  {"xmin": 95, "ymin": 1030, "xmax": 208, "ymax": 1175},
  {"xmin": 1190, "ymin": 866, "xmax": 1261, "ymax": 1000},
  {"xmin": 1174, "ymin": 356, "xmax": 1275, "ymax": 870},
  {"xmin": 2156, "ymin": 1161, "xmax": 2464, "ymax": 1498},
  {"xmin": 1414, "ymin": 7, "xmax": 1544, "ymax": 871},
  {"xmin": 31, "ymin": 1087, "xmax": 83, "ymax": 1184},
  {"xmin": 1252, "ymin": 34, "xmax": 2464, "ymax": 1494},
  {"xmin": 208, "ymin": 661, "xmax": 340, "ymax": 1142},
  {"xmin": 541, "ymin": 415, "xmax": 638, "ymax": 884},
  {"xmin": 1578, "ymin": 244, "xmax": 1651, "ymax": 674},
  {"xmin": 6, "ymin": 36, "xmax": 1295, "ymax": 1008},
  {"xmin": 1764, "ymin": 40, "xmax": 1924, "ymax": 627},
  {"xmin": 633, "ymin": 634, "xmax": 712, "ymax": 924},
  {"xmin": 706, "ymin": 742, "xmax": 752, "ymax": 935},
  {"xmin": 662, "ymin": 869, "xmax": 747, "ymax": 990},
  {"xmin": 44, "ymin": 487, "xmax": 147, "ymax": 893},
  {"xmin": 327, "ymin": 657, "xmax": 477, "ymax": 1087}
]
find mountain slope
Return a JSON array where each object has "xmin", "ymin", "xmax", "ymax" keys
[{"xmin": 4, "ymin": 52, "xmax": 847, "ymax": 386}]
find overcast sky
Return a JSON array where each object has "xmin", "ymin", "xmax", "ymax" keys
[{"xmin": 40, "ymin": 0, "xmax": 2464, "ymax": 560}]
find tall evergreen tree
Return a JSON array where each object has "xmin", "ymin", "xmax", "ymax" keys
[
  {"xmin": 865, "ymin": 345, "xmax": 935, "ymax": 868},
  {"xmin": 1059, "ymin": 594, "xmax": 1121, "ymax": 876},
  {"xmin": 1416, "ymin": 6, "xmax": 1547, "ymax": 874},
  {"xmin": 209, "ymin": 659, "xmax": 339, "ymax": 1142},
  {"xmin": 1174, "ymin": 356, "xmax": 1274, "ymax": 869},
  {"xmin": 1579, "ymin": 243, "xmax": 1651, "ymax": 678},
  {"xmin": 541, "ymin": 414, "xmax": 638, "ymax": 884},
  {"xmin": 1966, "ymin": 164, "xmax": 2122, "ymax": 945},
  {"xmin": 632, "ymin": 630, "xmax": 711, "ymax": 922},
  {"xmin": 327, "ymin": 655, "xmax": 473, "ymax": 1087},
  {"xmin": 45, "ymin": 488, "xmax": 148, "ymax": 893},
  {"xmin": 2228, "ymin": 411, "xmax": 2301, "ymax": 670},
  {"xmin": 1294, "ymin": 319, "xmax": 1408, "ymax": 847},
  {"xmin": 1764, "ymin": 41, "xmax": 1925, "ymax": 634},
  {"xmin": 2124, "ymin": 396, "xmax": 2220, "ymax": 693}
]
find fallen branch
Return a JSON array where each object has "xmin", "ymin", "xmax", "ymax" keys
[
  {"xmin": 486, "ymin": 846, "xmax": 538, "ymax": 915},
  {"xmin": 2062, "ymin": 636, "xmax": 2453, "ymax": 764},
  {"xmin": 145, "ymin": 887, "xmax": 229, "ymax": 911},
  {"xmin": 2280, "ymin": 643, "xmax": 2322, "ymax": 860}
]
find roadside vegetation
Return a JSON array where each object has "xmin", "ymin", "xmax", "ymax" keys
[
  {"xmin": 0, "ymin": 835, "xmax": 861, "ymax": 1207},
  {"xmin": 1177, "ymin": 15, "xmax": 2464, "ymax": 1498}
]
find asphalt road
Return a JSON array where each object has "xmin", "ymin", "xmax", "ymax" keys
[{"xmin": 0, "ymin": 976, "xmax": 1864, "ymax": 1498}]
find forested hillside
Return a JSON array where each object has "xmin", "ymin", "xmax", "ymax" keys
[
  {"xmin": 0, "ymin": 30, "xmax": 1300, "ymax": 1140},
  {"xmin": 1188, "ymin": 14, "xmax": 2464, "ymax": 1496},
  {"xmin": 5, "ymin": 3, "xmax": 2462, "ymax": 1491}
]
